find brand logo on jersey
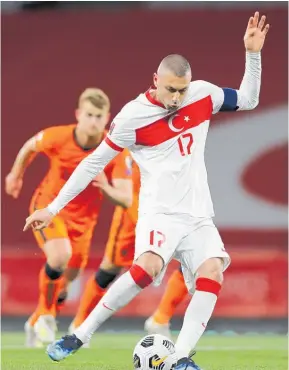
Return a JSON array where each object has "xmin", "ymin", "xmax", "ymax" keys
[{"xmin": 109, "ymin": 122, "xmax": 116, "ymax": 135}]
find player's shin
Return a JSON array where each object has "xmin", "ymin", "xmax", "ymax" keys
[
  {"xmin": 153, "ymin": 268, "xmax": 187, "ymax": 324},
  {"xmin": 74, "ymin": 264, "xmax": 153, "ymax": 343},
  {"xmin": 72, "ymin": 270, "xmax": 118, "ymax": 328},
  {"xmin": 175, "ymin": 277, "xmax": 221, "ymax": 360},
  {"xmin": 39, "ymin": 264, "xmax": 64, "ymax": 316}
]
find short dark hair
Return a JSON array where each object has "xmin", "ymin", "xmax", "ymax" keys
[{"xmin": 158, "ymin": 54, "xmax": 191, "ymax": 77}]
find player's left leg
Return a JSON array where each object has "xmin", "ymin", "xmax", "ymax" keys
[
  {"xmin": 174, "ymin": 219, "xmax": 230, "ymax": 370},
  {"xmin": 71, "ymin": 214, "xmax": 135, "ymax": 330},
  {"xmin": 145, "ymin": 265, "xmax": 188, "ymax": 337},
  {"xmin": 56, "ymin": 224, "xmax": 96, "ymax": 312},
  {"xmin": 26, "ymin": 213, "xmax": 72, "ymax": 347},
  {"xmin": 56, "ymin": 266, "xmax": 81, "ymax": 309}
]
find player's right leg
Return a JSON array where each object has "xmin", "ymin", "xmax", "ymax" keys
[
  {"xmin": 145, "ymin": 265, "xmax": 188, "ymax": 338},
  {"xmin": 46, "ymin": 214, "xmax": 183, "ymax": 362},
  {"xmin": 174, "ymin": 218, "xmax": 231, "ymax": 370},
  {"xmin": 26, "ymin": 214, "xmax": 71, "ymax": 347}
]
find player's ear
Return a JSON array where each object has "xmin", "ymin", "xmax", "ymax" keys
[
  {"xmin": 153, "ymin": 73, "xmax": 158, "ymax": 88},
  {"xmin": 75, "ymin": 109, "xmax": 80, "ymax": 121},
  {"xmin": 106, "ymin": 112, "xmax": 111, "ymax": 125}
]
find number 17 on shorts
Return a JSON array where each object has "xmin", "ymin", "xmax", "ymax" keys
[
  {"xmin": 134, "ymin": 214, "xmax": 187, "ymax": 264},
  {"xmin": 149, "ymin": 230, "xmax": 166, "ymax": 248}
]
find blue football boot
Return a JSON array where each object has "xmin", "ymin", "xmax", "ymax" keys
[
  {"xmin": 175, "ymin": 351, "xmax": 202, "ymax": 370},
  {"xmin": 46, "ymin": 334, "xmax": 83, "ymax": 362}
]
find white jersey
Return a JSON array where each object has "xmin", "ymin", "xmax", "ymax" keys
[
  {"xmin": 107, "ymin": 81, "xmax": 224, "ymax": 217},
  {"xmin": 47, "ymin": 52, "xmax": 261, "ymax": 217}
]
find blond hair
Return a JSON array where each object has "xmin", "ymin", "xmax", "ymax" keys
[{"xmin": 78, "ymin": 88, "xmax": 110, "ymax": 111}]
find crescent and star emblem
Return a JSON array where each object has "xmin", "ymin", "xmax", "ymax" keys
[{"xmin": 168, "ymin": 114, "xmax": 190, "ymax": 132}]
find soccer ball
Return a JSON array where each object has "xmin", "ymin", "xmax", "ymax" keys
[{"xmin": 133, "ymin": 334, "xmax": 178, "ymax": 370}]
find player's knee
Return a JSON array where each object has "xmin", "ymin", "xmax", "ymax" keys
[
  {"xmin": 135, "ymin": 252, "xmax": 164, "ymax": 279},
  {"xmin": 95, "ymin": 268, "xmax": 119, "ymax": 289},
  {"xmin": 45, "ymin": 243, "xmax": 72, "ymax": 270},
  {"xmin": 45, "ymin": 262, "xmax": 64, "ymax": 280},
  {"xmin": 44, "ymin": 239, "xmax": 72, "ymax": 268},
  {"xmin": 47, "ymin": 252, "xmax": 70, "ymax": 270},
  {"xmin": 197, "ymin": 257, "xmax": 224, "ymax": 284},
  {"xmin": 129, "ymin": 252, "xmax": 163, "ymax": 289}
]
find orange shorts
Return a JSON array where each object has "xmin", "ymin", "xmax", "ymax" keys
[
  {"xmin": 29, "ymin": 202, "xmax": 95, "ymax": 270},
  {"xmin": 105, "ymin": 207, "xmax": 136, "ymax": 267}
]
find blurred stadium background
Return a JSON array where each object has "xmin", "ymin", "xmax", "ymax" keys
[{"xmin": 1, "ymin": 1, "xmax": 288, "ymax": 336}]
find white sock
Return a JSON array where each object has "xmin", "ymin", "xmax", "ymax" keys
[
  {"xmin": 74, "ymin": 266, "xmax": 152, "ymax": 343},
  {"xmin": 175, "ymin": 278, "xmax": 220, "ymax": 360}
]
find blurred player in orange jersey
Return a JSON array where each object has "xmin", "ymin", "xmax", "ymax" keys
[
  {"xmin": 145, "ymin": 266, "xmax": 189, "ymax": 338},
  {"xmin": 68, "ymin": 158, "xmax": 140, "ymax": 337},
  {"xmin": 5, "ymin": 88, "xmax": 133, "ymax": 348}
]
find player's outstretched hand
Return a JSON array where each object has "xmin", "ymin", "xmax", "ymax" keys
[
  {"xmin": 23, "ymin": 208, "xmax": 54, "ymax": 231},
  {"xmin": 244, "ymin": 11, "xmax": 270, "ymax": 52},
  {"xmin": 5, "ymin": 172, "xmax": 23, "ymax": 199}
]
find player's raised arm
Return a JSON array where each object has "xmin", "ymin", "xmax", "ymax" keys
[
  {"xmin": 203, "ymin": 12, "xmax": 270, "ymax": 114},
  {"xmin": 237, "ymin": 11, "xmax": 269, "ymax": 110}
]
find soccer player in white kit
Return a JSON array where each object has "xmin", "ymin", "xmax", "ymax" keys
[{"xmin": 24, "ymin": 12, "xmax": 269, "ymax": 370}]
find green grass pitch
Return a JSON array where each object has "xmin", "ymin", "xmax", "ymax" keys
[{"xmin": 1, "ymin": 332, "xmax": 287, "ymax": 370}]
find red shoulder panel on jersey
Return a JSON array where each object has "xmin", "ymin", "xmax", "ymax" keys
[
  {"xmin": 136, "ymin": 96, "xmax": 213, "ymax": 146},
  {"xmin": 105, "ymin": 137, "xmax": 123, "ymax": 152}
]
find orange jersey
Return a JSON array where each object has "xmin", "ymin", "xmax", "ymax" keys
[
  {"xmin": 30, "ymin": 124, "xmax": 131, "ymax": 226},
  {"xmin": 105, "ymin": 159, "xmax": 140, "ymax": 267},
  {"xmin": 126, "ymin": 158, "xmax": 141, "ymax": 224},
  {"xmin": 112, "ymin": 157, "xmax": 140, "ymax": 233}
]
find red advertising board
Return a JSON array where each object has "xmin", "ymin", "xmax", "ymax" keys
[{"xmin": 1, "ymin": 247, "xmax": 287, "ymax": 318}]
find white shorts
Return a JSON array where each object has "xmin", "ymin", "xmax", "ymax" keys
[{"xmin": 134, "ymin": 213, "xmax": 230, "ymax": 294}]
